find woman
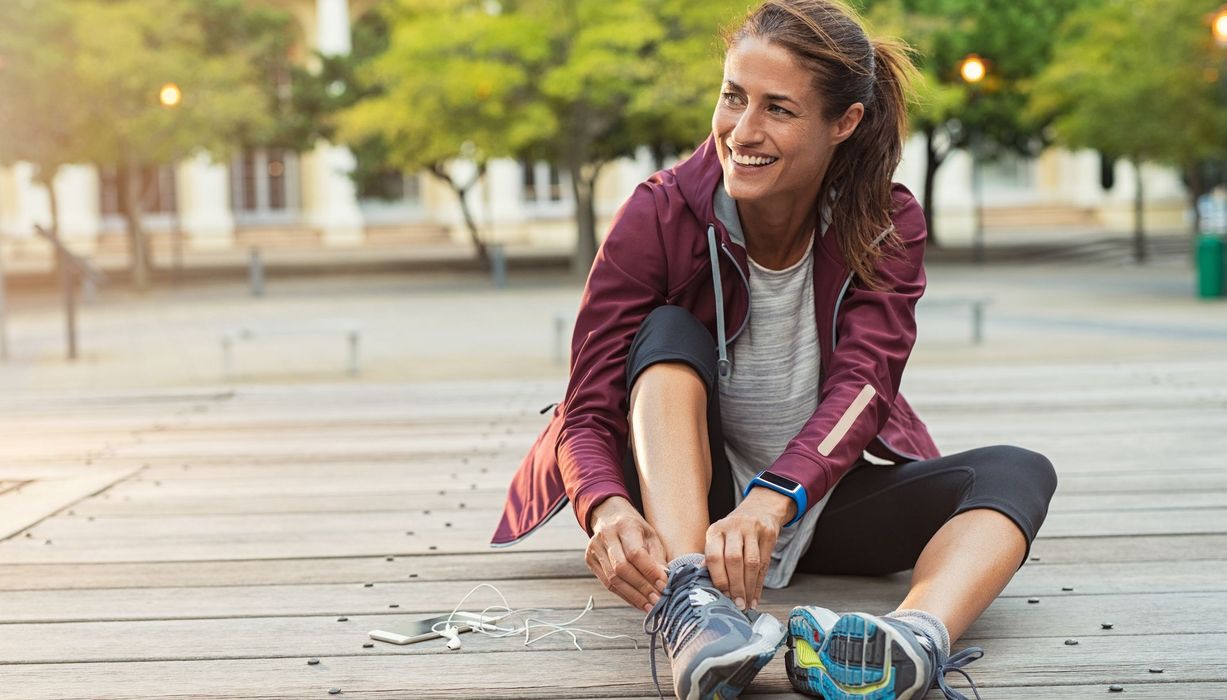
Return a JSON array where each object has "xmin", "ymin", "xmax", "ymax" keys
[{"xmin": 493, "ymin": 2, "xmax": 1057, "ymax": 699}]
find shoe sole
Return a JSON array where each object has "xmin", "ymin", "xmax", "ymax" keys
[
  {"xmin": 786, "ymin": 610, "xmax": 926, "ymax": 700},
  {"xmin": 686, "ymin": 612, "xmax": 786, "ymax": 700}
]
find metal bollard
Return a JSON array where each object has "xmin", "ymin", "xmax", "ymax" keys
[
  {"xmin": 0, "ymin": 250, "xmax": 8, "ymax": 361},
  {"xmin": 489, "ymin": 243, "xmax": 507, "ymax": 289},
  {"xmin": 347, "ymin": 331, "xmax": 360, "ymax": 376},
  {"xmin": 249, "ymin": 248, "xmax": 265, "ymax": 297},
  {"xmin": 553, "ymin": 313, "xmax": 567, "ymax": 365}
]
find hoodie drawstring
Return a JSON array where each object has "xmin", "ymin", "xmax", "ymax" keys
[{"xmin": 706, "ymin": 225, "xmax": 731, "ymax": 379}]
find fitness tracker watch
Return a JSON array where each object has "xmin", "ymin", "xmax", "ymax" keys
[{"xmin": 743, "ymin": 470, "xmax": 807, "ymax": 527}]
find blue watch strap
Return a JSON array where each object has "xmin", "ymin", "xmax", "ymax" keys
[{"xmin": 743, "ymin": 470, "xmax": 807, "ymax": 527}]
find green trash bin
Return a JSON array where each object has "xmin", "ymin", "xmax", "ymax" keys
[{"xmin": 1197, "ymin": 233, "xmax": 1225, "ymax": 298}]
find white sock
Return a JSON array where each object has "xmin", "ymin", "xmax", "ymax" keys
[
  {"xmin": 886, "ymin": 608, "xmax": 951, "ymax": 657},
  {"xmin": 667, "ymin": 552, "xmax": 705, "ymax": 572}
]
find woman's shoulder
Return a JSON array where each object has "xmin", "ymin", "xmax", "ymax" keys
[{"xmin": 889, "ymin": 183, "xmax": 926, "ymax": 243}]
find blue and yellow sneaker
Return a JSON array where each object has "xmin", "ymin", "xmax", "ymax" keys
[
  {"xmin": 644, "ymin": 561, "xmax": 785, "ymax": 700},
  {"xmin": 786, "ymin": 608, "xmax": 984, "ymax": 700}
]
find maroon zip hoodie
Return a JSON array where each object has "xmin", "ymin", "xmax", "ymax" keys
[{"xmin": 491, "ymin": 135, "xmax": 940, "ymax": 547}]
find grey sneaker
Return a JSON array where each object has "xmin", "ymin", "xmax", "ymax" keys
[
  {"xmin": 643, "ymin": 562, "xmax": 785, "ymax": 700},
  {"xmin": 786, "ymin": 608, "xmax": 983, "ymax": 700}
]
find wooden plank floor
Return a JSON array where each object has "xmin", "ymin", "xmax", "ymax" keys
[{"xmin": 1, "ymin": 362, "xmax": 1225, "ymax": 699}]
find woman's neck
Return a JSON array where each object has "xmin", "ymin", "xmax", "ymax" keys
[{"xmin": 738, "ymin": 197, "xmax": 819, "ymax": 270}]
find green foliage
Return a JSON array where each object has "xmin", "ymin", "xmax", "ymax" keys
[
  {"xmin": 1029, "ymin": 0, "xmax": 1227, "ymax": 167},
  {"xmin": 0, "ymin": 0, "xmax": 291, "ymax": 172},
  {"xmin": 0, "ymin": 1, "xmax": 84, "ymax": 180},
  {"xmin": 338, "ymin": 0, "xmax": 743, "ymax": 267},
  {"xmin": 865, "ymin": 0, "xmax": 1089, "ymax": 156}
]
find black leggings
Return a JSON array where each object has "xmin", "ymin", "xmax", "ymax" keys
[{"xmin": 621, "ymin": 305, "xmax": 1057, "ymax": 575}]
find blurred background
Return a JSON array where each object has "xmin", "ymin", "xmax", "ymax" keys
[{"xmin": 1, "ymin": 0, "xmax": 1225, "ymax": 392}]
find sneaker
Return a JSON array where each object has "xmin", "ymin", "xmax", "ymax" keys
[
  {"xmin": 643, "ymin": 562, "xmax": 785, "ymax": 700},
  {"xmin": 786, "ymin": 608, "xmax": 984, "ymax": 700}
]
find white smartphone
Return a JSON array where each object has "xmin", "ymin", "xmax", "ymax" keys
[{"xmin": 368, "ymin": 611, "xmax": 508, "ymax": 645}]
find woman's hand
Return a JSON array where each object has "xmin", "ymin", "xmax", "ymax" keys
[
  {"xmin": 585, "ymin": 497, "xmax": 668, "ymax": 612},
  {"xmin": 705, "ymin": 488, "xmax": 794, "ymax": 611}
]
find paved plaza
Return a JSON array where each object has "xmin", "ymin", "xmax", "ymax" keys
[
  {"xmin": 1, "ymin": 251, "xmax": 1226, "ymax": 698},
  {"xmin": 1, "ymin": 250, "xmax": 1224, "ymax": 392}
]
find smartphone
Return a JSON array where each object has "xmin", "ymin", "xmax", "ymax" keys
[{"xmin": 368, "ymin": 611, "xmax": 508, "ymax": 645}]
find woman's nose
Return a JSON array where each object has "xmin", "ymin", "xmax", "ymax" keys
[{"xmin": 730, "ymin": 109, "xmax": 761, "ymax": 144}]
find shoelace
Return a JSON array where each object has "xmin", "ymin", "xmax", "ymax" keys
[
  {"xmin": 914, "ymin": 625, "xmax": 985, "ymax": 700},
  {"xmin": 642, "ymin": 565, "xmax": 707, "ymax": 700}
]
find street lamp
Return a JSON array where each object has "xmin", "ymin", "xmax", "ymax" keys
[
  {"xmin": 159, "ymin": 82, "xmax": 182, "ymax": 108},
  {"xmin": 960, "ymin": 54, "xmax": 986, "ymax": 84},
  {"xmin": 1213, "ymin": 5, "xmax": 1227, "ymax": 46},
  {"xmin": 960, "ymin": 54, "xmax": 987, "ymax": 263}
]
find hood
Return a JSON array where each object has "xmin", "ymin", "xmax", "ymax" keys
[{"xmin": 670, "ymin": 134, "xmax": 725, "ymax": 235}]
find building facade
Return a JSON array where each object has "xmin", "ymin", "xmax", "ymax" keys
[{"xmin": 0, "ymin": 0, "xmax": 1194, "ymax": 266}]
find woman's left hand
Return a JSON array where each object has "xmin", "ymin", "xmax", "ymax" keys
[{"xmin": 704, "ymin": 488, "xmax": 795, "ymax": 611}]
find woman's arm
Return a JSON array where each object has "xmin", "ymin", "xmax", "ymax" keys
[{"xmin": 772, "ymin": 186, "xmax": 928, "ymax": 509}]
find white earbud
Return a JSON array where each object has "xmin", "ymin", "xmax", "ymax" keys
[{"xmin": 440, "ymin": 624, "xmax": 462, "ymax": 651}]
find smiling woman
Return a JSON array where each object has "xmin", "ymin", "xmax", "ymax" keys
[{"xmin": 494, "ymin": 2, "xmax": 1056, "ymax": 700}]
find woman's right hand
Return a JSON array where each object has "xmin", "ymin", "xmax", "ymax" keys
[{"xmin": 585, "ymin": 496, "xmax": 668, "ymax": 613}]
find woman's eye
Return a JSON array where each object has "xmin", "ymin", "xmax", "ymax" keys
[
  {"xmin": 722, "ymin": 92, "xmax": 744, "ymax": 106},
  {"xmin": 768, "ymin": 104, "xmax": 792, "ymax": 116}
]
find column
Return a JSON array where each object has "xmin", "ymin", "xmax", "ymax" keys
[
  {"xmin": 303, "ymin": 0, "xmax": 364, "ymax": 246},
  {"xmin": 53, "ymin": 165, "xmax": 102, "ymax": 253},
  {"xmin": 176, "ymin": 152, "xmax": 235, "ymax": 251}
]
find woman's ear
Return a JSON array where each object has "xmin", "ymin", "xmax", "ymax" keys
[{"xmin": 831, "ymin": 102, "xmax": 865, "ymax": 145}]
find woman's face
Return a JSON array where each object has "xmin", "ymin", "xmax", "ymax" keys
[{"xmin": 713, "ymin": 36, "xmax": 861, "ymax": 207}]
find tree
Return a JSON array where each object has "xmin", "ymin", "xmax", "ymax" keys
[
  {"xmin": 0, "ymin": 0, "xmax": 290, "ymax": 289},
  {"xmin": 0, "ymin": 1, "xmax": 88, "ymax": 248},
  {"xmin": 1029, "ymin": 0, "xmax": 1227, "ymax": 262},
  {"xmin": 339, "ymin": 0, "xmax": 742, "ymax": 274},
  {"xmin": 864, "ymin": 0, "xmax": 1088, "ymax": 245}
]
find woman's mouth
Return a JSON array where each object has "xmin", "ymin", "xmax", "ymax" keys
[{"xmin": 728, "ymin": 146, "xmax": 778, "ymax": 168}]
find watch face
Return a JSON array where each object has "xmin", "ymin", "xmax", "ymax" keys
[{"xmin": 759, "ymin": 471, "xmax": 800, "ymax": 492}]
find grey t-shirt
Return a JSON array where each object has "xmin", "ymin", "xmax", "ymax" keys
[{"xmin": 714, "ymin": 187, "xmax": 835, "ymax": 589}]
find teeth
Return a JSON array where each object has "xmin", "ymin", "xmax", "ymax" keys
[{"xmin": 729, "ymin": 149, "xmax": 777, "ymax": 166}]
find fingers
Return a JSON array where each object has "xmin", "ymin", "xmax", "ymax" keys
[
  {"xmin": 704, "ymin": 530, "xmax": 728, "ymax": 597},
  {"xmin": 752, "ymin": 541, "xmax": 769, "ymax": 610},
  {"xmin": 586, "ymin": 518, "xmax": 669, "ymax": 613},
  {"xmin": 723, "ymin": 531, "xmax": 747, "ymax": 610},
  {"xmin": 624, "ymin": 530, "xmax": 667, "ymax": 596},
  {"xmin": 604, "ymin": 537, "xmax": 655, "ymax": 612},
  {"xmin": 743, "ymin": 535, "xmax": 760, "ymax": 610},
  {"xmin": 616, "ymin": 530, "xmax": 664, "ymax": 605}
]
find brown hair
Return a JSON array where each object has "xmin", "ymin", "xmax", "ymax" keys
[{"xmin": 727, "ymin": 0, "xmax": 917, "ymax": 287}]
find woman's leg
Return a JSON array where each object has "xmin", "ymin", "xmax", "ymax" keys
[
  {"xmin": 896, "ymin": 508, "xmax": 1025, "ymax": 641},
  {"xmin": 628, "ymin": 361, "xmax": 712, "ymax": 560},
  {"xmin": 796, "ymin": 445, "xmax": 1058, "ymax": 642},
  {"xmin": 620, "ymin": 304, "xmax": 736, "ymax": 559}
]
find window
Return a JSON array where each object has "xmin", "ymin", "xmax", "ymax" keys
[
  {"xmin": 230, "ymin": 148, "xmax": 300, "ymax": 223},
  {"xmin": 99, "ymin": 165, "xmax": 177, "ymax": 216},
  {"xmin": 357, "ymin": 170, "xmax": 424, "ymax": 224},
  {"xmin": 521, "ymin": 160, "xmax": 569, "ymax": 207}
]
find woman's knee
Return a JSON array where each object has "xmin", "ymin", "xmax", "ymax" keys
[
  {"xmin": 1005, "ymin": 445, "xmax": 1056, "ymax": 498},
  {"xmin": 627, "ymin": 305, "xmax": 718, "ymax": 394}
]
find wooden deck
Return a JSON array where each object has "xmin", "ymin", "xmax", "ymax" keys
[{"xmin": 2, "ymin": 361, "xmax": 1226, "ymax": 699}]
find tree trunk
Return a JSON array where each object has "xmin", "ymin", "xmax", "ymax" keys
[
  {"xmin": 1132, "ymin": 159, "xmax": 1147, "ymax": 264},
  {"xmin": 428, "ymin": 162, "xmax": 489, "ymax": 265},
  {"xmin": 118, "ymin": 162, "xmax": 152, "ymax": 290},
  {"xmin": 1184, "ymin": 162, "xmax": 1207, "ymax": 237},
  {"xmin": 922, "ymin": 127, "xmax": 947, "ymax": 247},
  {"xmin": 569, "ymin": 160, "xmax": 603, "ymax": 277},
  {"xmin": 38, "ymin": 172, "xmax": 63, "ymax": 280}
]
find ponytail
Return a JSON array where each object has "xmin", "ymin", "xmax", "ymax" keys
[{"xmin": 824, "ymin": 36, "xmax": 917, "ymax": 288}]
